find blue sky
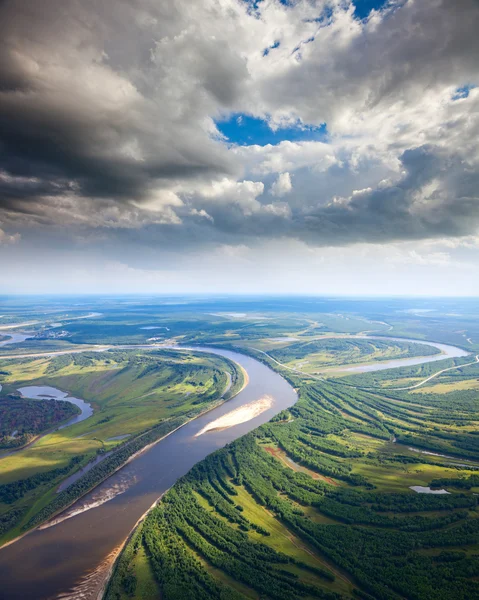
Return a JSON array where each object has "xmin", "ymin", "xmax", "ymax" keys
[
  {"xmin": 249, "ymin": 0, "xmax": 391, "ymax": 20},
  {"xmin": 353, "ymin": 0, "xmax": 391, "ymax": 19},
  {"xmin": 453, "ymin": 84, "xmax": 476, "ymax": 100},
  {"xmin": 216, "ymin": 114, "xmax": 328, "ymax": 146}
]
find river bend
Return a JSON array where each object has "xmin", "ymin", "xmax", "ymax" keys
[
  {"xmin": 0, "ymin": 337, "xmax": 470, "ymax": 599},
  {"xmin": 0, "ymin": 347, "xmax": 297, "ymax": 600}
]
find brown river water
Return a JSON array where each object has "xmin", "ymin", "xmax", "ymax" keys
[
  {"xmin": 0, "ymin": 347, "xmax": 297, "ymax": 600},
  {"xmin": 0, "ymin": 338, "xmax": 469, "ymax": 599}
]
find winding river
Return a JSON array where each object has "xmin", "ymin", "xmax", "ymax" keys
[
  {"xmin": 0, "ymin": 337, "xmax": 470, "ymax": 599},
  {"xmin": 339, "ymin": 336, "xmax": 469, "ymax": 372},
  {"xmin": 0, "ymin": 347, "xmax": 297, "ymax": 600}
]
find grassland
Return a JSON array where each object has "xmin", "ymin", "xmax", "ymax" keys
[{"xmin": 0, "ymin": 349, "xmax": 241, "ymax": 544}]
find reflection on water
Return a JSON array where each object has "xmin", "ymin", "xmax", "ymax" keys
[{"xmin": 17, "ymin": 385, "xmax": 93, "ymax": 428}]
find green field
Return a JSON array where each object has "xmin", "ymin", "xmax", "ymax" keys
[
  {"xmin": 0, "ymin": 349, "xmax": 242, "ymax": 543},
  {"xmin": 2, "ymin": 296, "xmax": 479, "ymax": 598}
]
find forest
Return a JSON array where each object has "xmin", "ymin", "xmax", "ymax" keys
[
  {"xmin": 107, "ymin": 342, "xmax": 479, "ymax": 600},
  {"xmin": 0, "ymin": 396, "xmax": 79, "ymax": 449}
]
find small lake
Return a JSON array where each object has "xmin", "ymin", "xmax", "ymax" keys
[
  {"xmin": 0, "ymin": 332, "xmax": 32, "ymax": 347},
  {"xmin": 17, "ymin": 386, "xmax": 93, "ymax": 429},
  {"xmin": 410, "ymin": 486, "xmax": 450, "ymax": 495}
]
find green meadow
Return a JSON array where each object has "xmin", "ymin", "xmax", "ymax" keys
[{"xmin": 0, "ymin": 349, "xmax": 240, "ymax": 543}]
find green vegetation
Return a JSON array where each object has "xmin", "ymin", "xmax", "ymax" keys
[
  {"xmin": 108, "ymin": 342, "xmax": 479, "ymax": 600},
  {"xmin": 0, "ymin": 396, "xmax": 79, "ymax": 449},
  {"xmin": 0, "ymin": 349, "xmax": 242, "ymax": 543},
  {"xmin": 2, "ymin": 296, "xmax": 479, "ymax": 598}
]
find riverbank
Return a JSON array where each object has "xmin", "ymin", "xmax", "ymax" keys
[
  {"xmin": 0, "ymin": 346, "xmax": 297, "ymax": 600},
  {"xmin": 0, "ymin": 351, "xmax": 247, "ymax": 548}
]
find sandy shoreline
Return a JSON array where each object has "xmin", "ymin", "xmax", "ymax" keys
[
  {"xmin": 195, "ymin": 394, "xmax": 273, "ymax": 436},
  {"xmin": 0, "ymin": 353, "xmax": 249, "ymax": 550}
]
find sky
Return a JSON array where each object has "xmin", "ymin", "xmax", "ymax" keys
[{"xmin": 0, "ymin": 0, "xmax": 478, "ymax": 296}]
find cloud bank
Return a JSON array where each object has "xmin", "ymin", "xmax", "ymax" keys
[{"xmin": 0, "ymin": 0, "xmax": 478, "ymax": 292}]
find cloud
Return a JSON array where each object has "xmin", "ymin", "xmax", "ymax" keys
[
  {"xmin": 0, "ymin": 226, "xmax": 20, "ymax": 245},
  {"xmin": 270, "ymin": 172, "xmax": 292, "ymax": 197},
  {"xmin": 0, "ymin": 0, "xmax": 478, "ymax": 262},
  {"xmin": 0, "ymin": 0, "xmax": 239, "ymax": 218}
]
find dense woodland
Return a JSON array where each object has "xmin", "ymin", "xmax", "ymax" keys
[
  {"xmin": 108, "ymin": 355, "xmax": 479, "ymax": 600},
  {"xmin": 0, "ymin": 396, "xmax": 80, "ymax": 449}
]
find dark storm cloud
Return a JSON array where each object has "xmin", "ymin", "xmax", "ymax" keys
[{"xmin": 0, "ymin": 0, "xmax": 242, "ymax": 211}]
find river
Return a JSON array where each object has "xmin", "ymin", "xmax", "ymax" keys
[
  {"xmin": 0, "ymin": 347, "xmax": 297, "ymax": 600},
  {"xmin": 338, "ymin": 336, "xmax": 469, "ymax": 372},
  {"xmin": 0, "ymin": 337, "xmax": 470, "ymax": 599}
]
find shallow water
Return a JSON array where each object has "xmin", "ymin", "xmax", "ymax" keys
[
  {"xmin": 410, "ymin": 486, "xmax": 450, "ymax": 495},
  {"xmin": 17, "ymin": 386, "xmax": 93, "ymax": 429}
]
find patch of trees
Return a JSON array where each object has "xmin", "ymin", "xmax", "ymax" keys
[
  {"xmin": 430, "ymin": 474, "xmax": 479, "ymax": 490},
  {"xmin": 0, "ymin": 397, "xmax": 80, "ymax": 449},
  {"xmin": 0, "ymin": 508, "xmax": 25, "ymax": 535},
  {"xmin": 25, "ymin": 417, "xmax": 185, "ymax": 529},
  {"xmin": 0, "ymin": 455, "xmax": 84, "ymax": 503}
]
